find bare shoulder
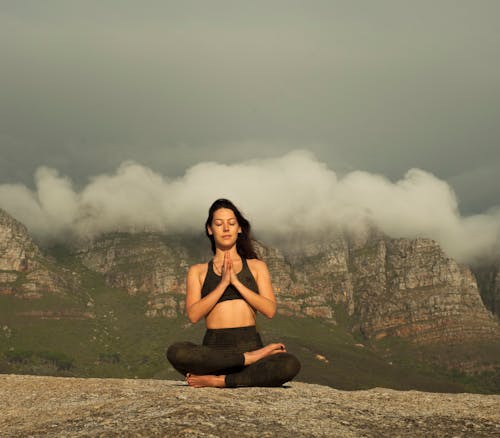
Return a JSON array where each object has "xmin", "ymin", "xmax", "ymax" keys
[
  {"xmin": 247, "ymin": 258, "xmax": 269, "ymax": 277},
  {"xmin": 188, "ymin": 262, "xmax": 209, "ymax": 274},
  {"xmin": 247, "ymin": 258, "xmax": 267, "ymax": 269},
  {"xmin": 187, "ymin": 263, "xmax": 209, "ymax": 283}
]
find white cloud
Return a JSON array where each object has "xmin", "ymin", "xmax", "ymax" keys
[{"xmin": 0, "ymin": 150, "xmax": 499, "ymax": 263}]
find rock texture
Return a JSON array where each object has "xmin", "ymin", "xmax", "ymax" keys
[
  {"xmin": 0, "ymin": 208, "xmax": 40, "ymax": 272},
  {"xmin": 71, "ymin": 228, "xmax": 500, "ymax": 345},
  {"xmin": 473, "ymin": 263, "xmax": 500, "ymax": 318},
  {"xmin": 351, "ymin": 237, "xmax": 498, "ymax": 343},
  {"xmin": 75, "ymin": 233, "xmax": 193, "ymax": 318},
  {"xmin": 285, "ymin": 232, "xmax": 499, "ymax": 344},
  {"xmin": 0, "ymin": 374, "xmax": 499, "ymax": 437},
  {"xmin": 0, "ymin": 209, "xmax": 80, "ymax": 299},
  {"xmin": 281, "ymin": 235, "xmax": 362, "ymax": 323},
  {"xmin": 1, "ymin": 206, "xmax": 498, "ymax": 345}
]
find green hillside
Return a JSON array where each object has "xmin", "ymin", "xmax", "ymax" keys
[{"xmin": 0, "ymin": 246, "xmax": 499, "ymax": 394}]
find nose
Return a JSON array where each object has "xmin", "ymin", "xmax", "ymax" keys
[{"xmin": 222, "ymin": 222, "xmax": 229, "ymax": 231}]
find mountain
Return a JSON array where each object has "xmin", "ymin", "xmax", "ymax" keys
[
  {"xmin": 473, "ymin": 263, "xmax": 500, "ymax": 318},
  {"xmin": 74, "ymin": 233, "xmax": 194, "ymax": 318},
  {"xmin": 282, "ymin": 231, "xmax": 499, "ymax": 344},
  {"xmin": 0, "ymin": 208, "xmax": 82, "ymax": 301},
  {"xmin": 1, "ymin": 208, "xmax": 499, "ymax": 393},
  {"xmin": 72, "ymin": 226, "xmax": 500, "ymax": 345}
]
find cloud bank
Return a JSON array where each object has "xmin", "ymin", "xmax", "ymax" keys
[
  {"xmin": 1, "ymin": 2, "xmax": 500, "ymax": 216},
  {"xmin": 0, "ymin": 150, "xmax": 499, "ymax": 263}
]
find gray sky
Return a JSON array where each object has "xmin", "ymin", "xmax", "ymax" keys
[{"xmin": 0, "ymin": 1, "xmax": 499, "ymax": 259}]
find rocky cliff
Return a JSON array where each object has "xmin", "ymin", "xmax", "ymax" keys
[
  {"xmin": 1, "ymin": 374, "xmax": 499, "ymax": 437},
  {"xmin": 473, "ymin": 263, "xmax": 500, "ymax": 318},
  {"xmin": 74, "ymin": 233, "xmax": 199, "ymax": 318},
  {"xmin": 70, "ymin": 227, "xmax": 500, "ymax": 345},
  {"xmin": 1, "ymin": 206, "xmax": 499, "ymax": 348},
  {"xmin": 349, "ymin": 235, "xmax": 498, "ymax": 343},
  {"xmin": 0, "ymin": 209, "xmax": 80, "ymax": 299},
  {"xmin": 266, "ymin": 232, "xmax": 499, "ymax": 344}
]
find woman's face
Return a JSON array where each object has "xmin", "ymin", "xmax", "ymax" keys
[{"xmin": 207, "ymin": 208, "xmax": 241, "ymax": 248}]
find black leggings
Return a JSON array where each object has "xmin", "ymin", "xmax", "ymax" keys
[{"xmin": 166, "ymin": 325, "xmax": 301, "ymax": 388}]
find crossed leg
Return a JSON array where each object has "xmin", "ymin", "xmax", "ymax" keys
[{"xmin": 167, "ymin": 342, "xmax": 300, "ymax": 388}]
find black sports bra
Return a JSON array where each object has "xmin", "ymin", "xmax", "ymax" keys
[{"xmin": 201, "ymin": 258, "xmax": 259, "ymax": 303}]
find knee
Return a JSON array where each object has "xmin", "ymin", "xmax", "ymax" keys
[
  {"xmin": 166, "ymin": 343, "xmax": 179, "ymax": 364},
  {"xmin": 282, "ymin": 353, "xmax": 301, "ymax": 381},
  {"xmin": 166, "ymin": 342, "xmax": 192, "ymax": 366}
]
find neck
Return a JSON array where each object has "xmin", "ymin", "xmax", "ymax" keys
[{"xmin": 213, "ymin": 246, "xmax": 240, "ymax": 261}]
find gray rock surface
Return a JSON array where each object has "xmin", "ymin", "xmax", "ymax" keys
[
  {"xmin": 0, "ymin": 208, "xmax": 80, "ymax": 298},
  {"xmin": 3, "ymin": 206, "xmax": 498, "ymax": 345},
  {"xmin": 351, "ymin": 237, "xmax": 499, "ymax": 343},
  {"xmin": 283, "ymin": 233, "xmax": 500, "ymax": 343},
  {"xmin": 75, "ymin": 233, "xmax": 191, "ymax": 318},
  {"xmin": 473, "ymin": 263, "xmax": 500, "ymax": 318},
  {"xmin": 72, "ymin": 230, "xmax": 500, "ymax": 346},
  {"xmin": 0, "ymin": 374, "xmax": 499, "ymax": 437},
  {"xmin": 0, "ymin": 208, "xmax": 40, "ymax": 272}
]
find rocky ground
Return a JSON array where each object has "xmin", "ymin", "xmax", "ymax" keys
[{"xmin": 0, "ymin": 375, "xmax": 499, "ymax": 437}]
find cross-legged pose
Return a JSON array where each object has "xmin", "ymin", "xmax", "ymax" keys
[{"xmin": 167, "ymin": 198, "xmax": 301, "ymax": 388}]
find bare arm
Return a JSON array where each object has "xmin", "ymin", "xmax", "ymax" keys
[
  {"xmin": 185, "ymin": 262, "xmax": 230, "ymax": 324},
  {"xmin": 230, "ymin": 257, "xmax": 277, "ymax": 319}
]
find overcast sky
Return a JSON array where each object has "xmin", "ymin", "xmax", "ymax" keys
[{"xmin": 0, "ymin": 1, "xmax": 499, "ymax": 259}]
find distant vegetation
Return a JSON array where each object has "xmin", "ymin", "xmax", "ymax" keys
[{"xmin": 0, "ymin": 240, "xmax": 499, "ymax": 394}]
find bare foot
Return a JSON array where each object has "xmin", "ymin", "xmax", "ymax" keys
[
  {"xmin": 186, "ymin": 373, "xmax": 226, "ymax": 388},
  {"xmin": 243, "ymin": 343, "xmax": 286, "ymax": 366}
]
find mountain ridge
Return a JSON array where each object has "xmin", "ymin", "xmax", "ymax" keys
[{"xmin": 1, "ymin": 207, "xmax": 499, "ymax": 392}]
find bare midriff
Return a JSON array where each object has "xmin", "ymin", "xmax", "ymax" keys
[{"xmin": 205, "ymin": 299, "xmax": 256, "ymax": 329}]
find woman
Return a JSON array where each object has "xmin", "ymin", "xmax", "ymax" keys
[{"xmin": 167, "ymin": 199, "xmax": 301, "ymax": 388}]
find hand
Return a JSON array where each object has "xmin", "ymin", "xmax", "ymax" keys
[
  {"xmin": 220, "ymin": 251, "xmax": 232, "ymax": 287},
  {"xmin": 226, "ymin": 252, "xmax": 240, "ymax": 285}
]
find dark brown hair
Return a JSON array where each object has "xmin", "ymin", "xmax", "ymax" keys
[{"xmin": 205, "ymin": 199, "xmax": 259, "ymax": 259}]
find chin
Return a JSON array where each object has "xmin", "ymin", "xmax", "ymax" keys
[{"xmin": 217, "ymin": 239, "xmax": 237, "ymax": 248}]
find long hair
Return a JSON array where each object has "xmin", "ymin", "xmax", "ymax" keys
[{"xmin": 205, "ymin": 199, "xmax": 259, "ymax": 259}]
